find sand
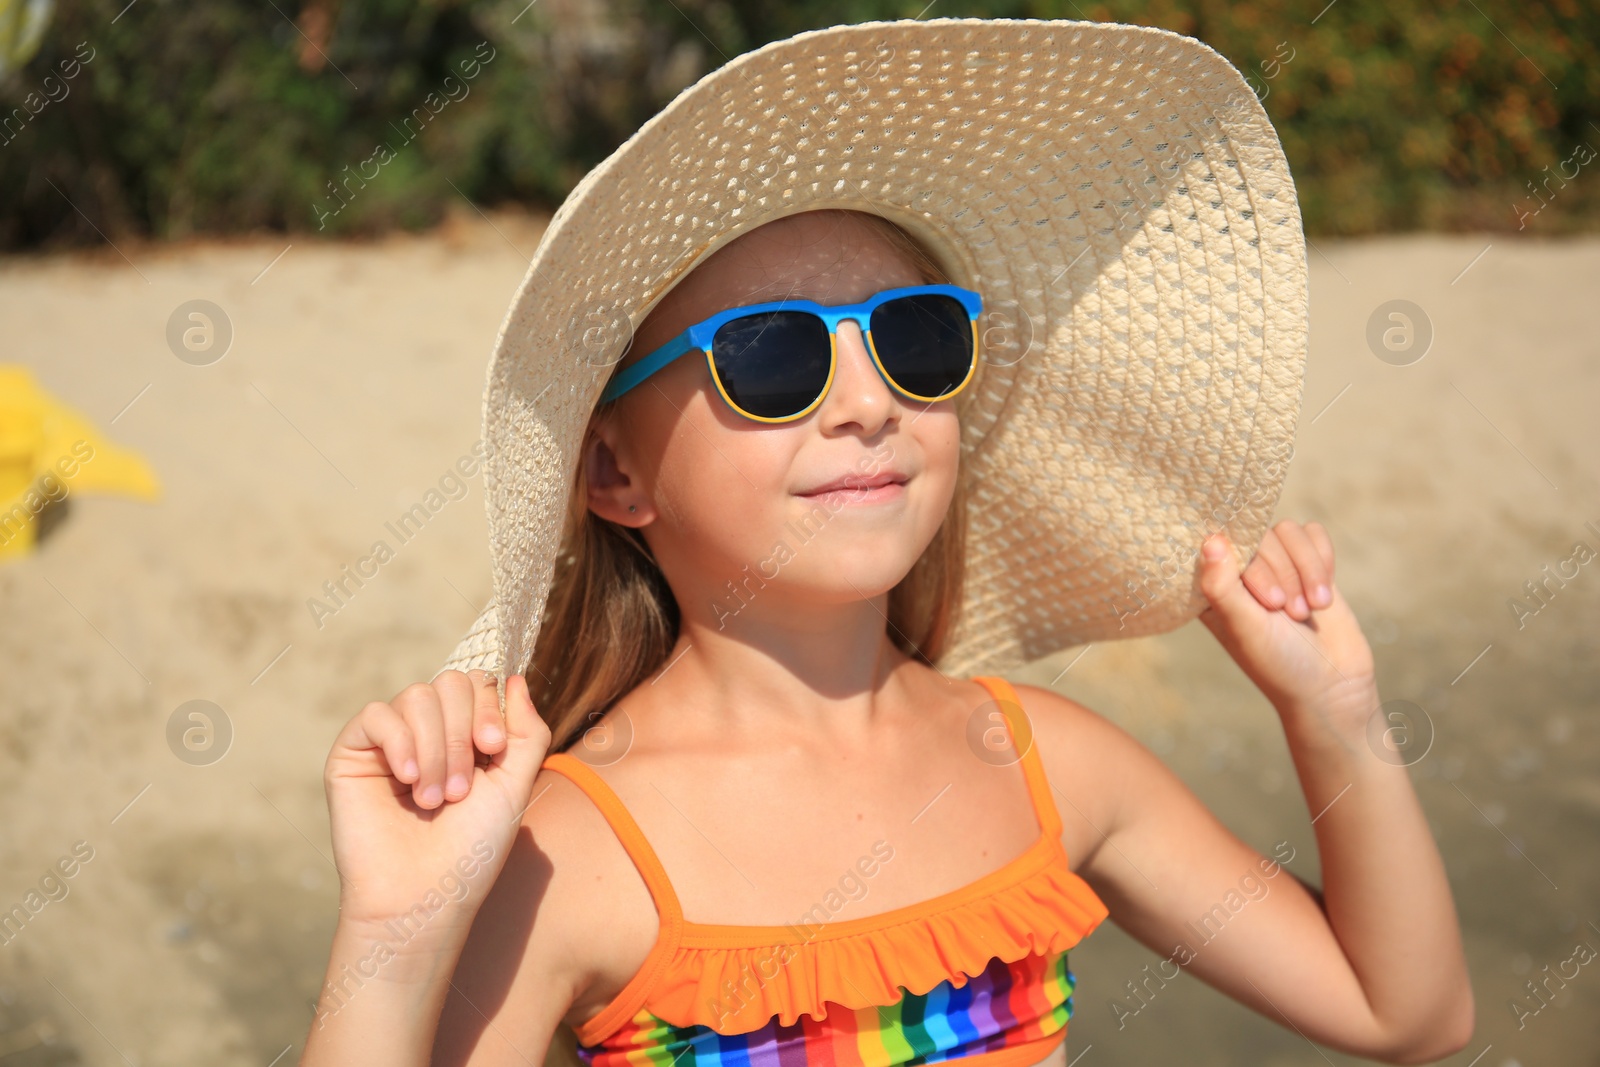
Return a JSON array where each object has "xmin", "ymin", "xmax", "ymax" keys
[{"xmin": 1, "ymin": 213, "xmax": 1596, "ymax": 1065}]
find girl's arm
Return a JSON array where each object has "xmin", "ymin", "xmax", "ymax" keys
[
  {"xmin": 307, "ymin": 765, "xmax": 611, "ymax": 1066},
  {"xmin": 1023, "ymin": 520, "xmax": 1474, "ymax": 1064},
  {"xmin": 432, "ymin": 769, "xmax": 660, "ymax": 1064},
  {"xmin": 302, "ymin": 672, "xmax": 587, "ymax": 1066}
]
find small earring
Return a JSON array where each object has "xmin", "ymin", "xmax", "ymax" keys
[{"xmin": 628, "ymin": 504, "xmax": 637, "ymax": 513}]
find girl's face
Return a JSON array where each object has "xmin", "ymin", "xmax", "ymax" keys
[{"xmin": 583, "ymin": 210, "xmax": 961, "ymax": 631}]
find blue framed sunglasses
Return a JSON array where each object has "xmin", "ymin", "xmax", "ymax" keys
[{"xmin": 598, "ymin": 283, "xmax": 984, "ymax": 423}]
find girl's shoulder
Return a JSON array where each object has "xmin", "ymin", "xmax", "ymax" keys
[
  {"xmin": 526, "ymin": 762, "xmax": 665, "ymax": 969},
  {"xmin": 1001, "ymin": 678, "xmax": 1133, "ymax": 763},
  {"xmin": 998, "ymin": 684, "xmax": 1164, "ymax": 857},
  {"xmin": 1003, "ymin": 678, "xmax": 1216, "ymax": 877},
  {"xmin": 442, "ymin": 763, "xmax": 663, "ymax": 1042}
]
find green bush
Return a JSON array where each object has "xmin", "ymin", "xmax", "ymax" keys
[{"xmin": 1, "ymin": 0, "xmax": 1595, "ymax": 250}]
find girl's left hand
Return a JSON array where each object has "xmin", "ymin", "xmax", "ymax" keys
[{"xmin": 1196, "ymin": 520, "xmax": 1377, "ymax": 726}]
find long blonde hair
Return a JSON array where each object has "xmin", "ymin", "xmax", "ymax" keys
[{"xmin": 527, "ymin": 210, "xmax": 970, "ymax": 753}]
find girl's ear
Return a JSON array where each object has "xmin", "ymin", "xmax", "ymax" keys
[{"xmin": 583, "ymin": 423, "xmax": 652, "ymax": 525}]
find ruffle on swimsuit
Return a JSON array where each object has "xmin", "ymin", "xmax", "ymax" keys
[{"xmin": 542, "ymin": 675, "xmax": 1111, "ymax": 1067}]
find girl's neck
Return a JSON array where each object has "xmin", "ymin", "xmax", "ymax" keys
[{"xmin": 633, "ymin": 593, "xmax": 930, "ymax": 740}]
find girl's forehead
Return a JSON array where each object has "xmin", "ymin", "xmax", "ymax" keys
[{"xmin": 631, "ymin": 214, "xmax": 926, "ymax": 352}]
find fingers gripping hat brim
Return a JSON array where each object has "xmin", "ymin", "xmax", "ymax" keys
[{"xmin": 443, "ymin": 16, "xmax": 1308, "ymax": 680}]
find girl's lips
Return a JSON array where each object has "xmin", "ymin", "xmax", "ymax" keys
[
  {"xmin": 793, "ymin": 470, "xmax": 908, "ymax": 505},
  {"xmin": 795, "ymin": 478, "xmax": 907, "ymax": 506}
]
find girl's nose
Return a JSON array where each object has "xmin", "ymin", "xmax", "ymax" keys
[{"xmin": 817, "ymin": 317, "xmax": 897, "ymax": 436}]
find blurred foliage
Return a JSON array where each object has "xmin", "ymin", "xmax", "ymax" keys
[
  {"xmin": 0, "ymin": 0, "xmax": 1596, "ymax": 249},
  {"xmin": 0, "ymin": 0, "xmax": 56, "ymax": 79}
]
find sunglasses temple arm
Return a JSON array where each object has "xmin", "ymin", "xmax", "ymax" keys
[{"xmin": 598, "ymin": 330, "xmax": 697, "ymax": 403}]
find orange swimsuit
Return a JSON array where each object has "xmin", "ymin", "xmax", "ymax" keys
[{"xmin": 541, "ymin": 675, "xmax": 1110, "ymax": 1067}]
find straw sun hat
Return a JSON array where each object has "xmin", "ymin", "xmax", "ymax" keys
[{"xmin": 442, "ymin": 16, "xmax": 1309, "ymax": 682}]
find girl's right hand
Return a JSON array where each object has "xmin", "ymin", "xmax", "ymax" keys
[{"xmin": 321, "ymin": 670, "xmax": 551, "ymax": 947}]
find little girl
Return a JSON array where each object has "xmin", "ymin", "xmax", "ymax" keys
[{"xmin": 301, "ymin": 19, "xmax": 1473, "ymax": 1067}]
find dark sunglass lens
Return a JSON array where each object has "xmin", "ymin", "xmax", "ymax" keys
[
  {"xmin": 869, "ymin": 294, "xmax": 975, "ymax": 399},
  {"xmin": 711, "ymin": 311, "xmax": 831, "ymax": 419}
]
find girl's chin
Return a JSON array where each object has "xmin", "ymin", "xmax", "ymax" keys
[
  {"xmin": 704, "ymin": 539, "xmax": 920, "ymax": 598},
  {"xmin": 766, "ymin": 556, "xmax": 921, "ymax": 599}
]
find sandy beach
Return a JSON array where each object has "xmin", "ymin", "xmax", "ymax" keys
[{"xmin": 1, "ymin": 213, "xmax": 1596, "ymax": 1065}]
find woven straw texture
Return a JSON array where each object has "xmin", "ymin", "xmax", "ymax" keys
[{"xmin": 443, "ymin": 16, "xmax": 1308, "ymax": 680}]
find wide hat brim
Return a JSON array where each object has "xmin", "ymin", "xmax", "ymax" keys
[{"xmin": 444, "ymin": 16, "xmax": 1308, "ymax": 681}]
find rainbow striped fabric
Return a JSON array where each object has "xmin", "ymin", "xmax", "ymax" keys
[{"xmin": 574, "ymin": 950, "xmax": 1078, "ymax": 1067}]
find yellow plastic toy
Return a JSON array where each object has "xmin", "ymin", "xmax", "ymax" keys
[{"xmin": 0, "ymin": 365, "xmax": 160, "ymax": 557}]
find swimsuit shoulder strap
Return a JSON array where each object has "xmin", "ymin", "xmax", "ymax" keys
[
  {"xmin": 539, "ymin": 750, "xmax": 685, "ymax": 924},
  {"xmin": 972, "ymin": 675, "xmax": 1065, "ymax": 840}
]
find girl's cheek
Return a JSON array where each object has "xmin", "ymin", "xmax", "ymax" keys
[
  {"xmin": 655, "ymin": 421, "xmax": 794, "ymax": 519},
  {"xmin": 911, "ymin": 411, "xmax": 961, "ymax": 468}
]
